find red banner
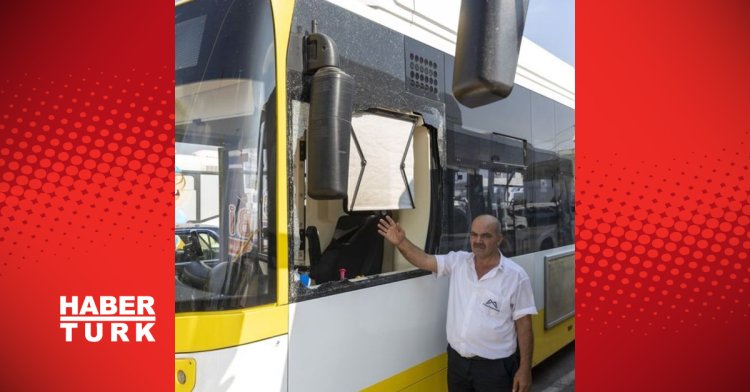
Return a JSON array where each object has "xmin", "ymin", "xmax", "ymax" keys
[
  {"xmin": 2, "ymin": 0, "xmax": 750, "ymax": 390},
  {"xmin": 0, "ymin": 2, "xmax": 173, "ymax": 391},
  {"xmin": 578, "ymin": 1, "xmax": 750, "ymax": 390}
]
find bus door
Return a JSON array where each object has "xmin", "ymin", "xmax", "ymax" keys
[{"xmin": 175, "ymin": 0, "xmax": 289, "ymax": 390}]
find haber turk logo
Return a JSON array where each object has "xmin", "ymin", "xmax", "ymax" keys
[{"xmin": 59, "ymin": 296, "xmax": 156, "ymax": 342}]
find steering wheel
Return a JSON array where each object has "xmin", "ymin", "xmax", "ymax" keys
[{"xmin": 183, "ymin": 231, "xmax": 204, "ymax": 260}]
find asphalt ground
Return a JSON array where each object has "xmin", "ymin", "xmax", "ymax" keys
[{"xmin": 531, "ymin": 341, "xmax": 575, "ymax": 392}]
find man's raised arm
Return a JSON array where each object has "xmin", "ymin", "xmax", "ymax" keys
[{"xmin": 377, "ymin": 216, "xmax": 437, "ymax": 273}]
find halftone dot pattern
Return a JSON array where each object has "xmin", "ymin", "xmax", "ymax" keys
[
  {"xmin": 576, "ymin": 1, "xmax": 750, "ymax": 390},
  {"xmin": 0, "ymin": 2, "xmax": 174, "ymax": 391},
  {"xmin": 0, "ymin": 69, "xmax": 175, "ymax": 276},
  {"xmin": 576, "ymin": 142, "xmax": 750, "ymax": 336}
]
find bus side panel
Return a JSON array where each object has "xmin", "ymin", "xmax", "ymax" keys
[
  {"xmin": 532, "ymin": 309, "xmax": 575, "ymax": 365},
  {"xmin": 288, "ymin": 275, "xmax": 449, "ymax": 392},
  {"xmin": 176, "ymin": 335, "xmax": 289, "ymax": 391},
  {"xmin": 511, "ymin": 245, "xmax": 575, "ymax": 365}
]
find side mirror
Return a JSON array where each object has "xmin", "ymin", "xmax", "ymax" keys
[
  {"xmin": 453, "ymin": 0, "xmax": 529, "ymax": 108},
  {"xmin": 304, "ymin": 28, "xmax": 355, "ymax": 200}
]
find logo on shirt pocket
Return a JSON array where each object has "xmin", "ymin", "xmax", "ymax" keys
[{"xmin": 482, "ymin": 298, "xmax": 500, "ymax": 312}]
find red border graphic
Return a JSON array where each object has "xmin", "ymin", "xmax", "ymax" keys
[
  {"xmin": 0, "ymin": 2, "xmax": 173, "ymax": 391},
  {"xmin": 2, "ymin": 0, "xmax": 750, "ymax": 390},
  {"xmin": 578, "ymin": 1, "xmax": 750, "ymax": 390}
]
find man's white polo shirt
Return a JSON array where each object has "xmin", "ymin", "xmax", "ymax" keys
[{"xmin": 435, "ymin": 251, "xmax": 537, "ymax": 359}]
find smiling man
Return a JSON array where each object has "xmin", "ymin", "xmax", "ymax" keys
[{"xmin": 378, "ymin": 214, "xmax": 537, "ymax": 392}]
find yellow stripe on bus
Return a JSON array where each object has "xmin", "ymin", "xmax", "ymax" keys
[
  {"xmin": 270, "ymin": 0, "xmax": 294, "ymax": 307},
  {"xmin": 175, "ymin": 304, "xmax": 288, "ymax": 353},
  {"xmin": 362, "ymin": 311, "xmax": 574, "ymax": 391},
  {"xmin": 361, "ymin": 354, "xmax": 447, "ymax": 392},
  {"xmin": 532, "ymin": 311, "xmax": 575, "ymax": 366}
]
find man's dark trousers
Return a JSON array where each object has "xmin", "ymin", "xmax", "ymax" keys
[{"xmin": 447, "ymin": 345, "xmax": 519, "ymax": 392}]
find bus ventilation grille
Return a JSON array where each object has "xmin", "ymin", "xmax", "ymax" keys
[{"xmin": 404, "ymin": 37, "xmax": 443, "ymax": 102}]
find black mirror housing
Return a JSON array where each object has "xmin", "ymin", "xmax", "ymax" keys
[
  {"xmin": 453, "ymin": 0, "xmax": 529, "ymax": 108},
  {"xmin": 303, "ymin": 30, "xmax": 355, "ymax": 200}
]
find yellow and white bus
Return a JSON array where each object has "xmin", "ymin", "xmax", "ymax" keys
[{"xmin": 174, "ymin": 0, "xmax": 574, "ymax": 390}]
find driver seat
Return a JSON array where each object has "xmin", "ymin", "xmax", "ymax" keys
[{"xmin": 307, "ymin": 213, "xmax": 383, "ymax": 283}]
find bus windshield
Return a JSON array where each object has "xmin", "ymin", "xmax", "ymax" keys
[{"xmin": 174, "ymin": 0, "xmax": 276, "ymax": 312}]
